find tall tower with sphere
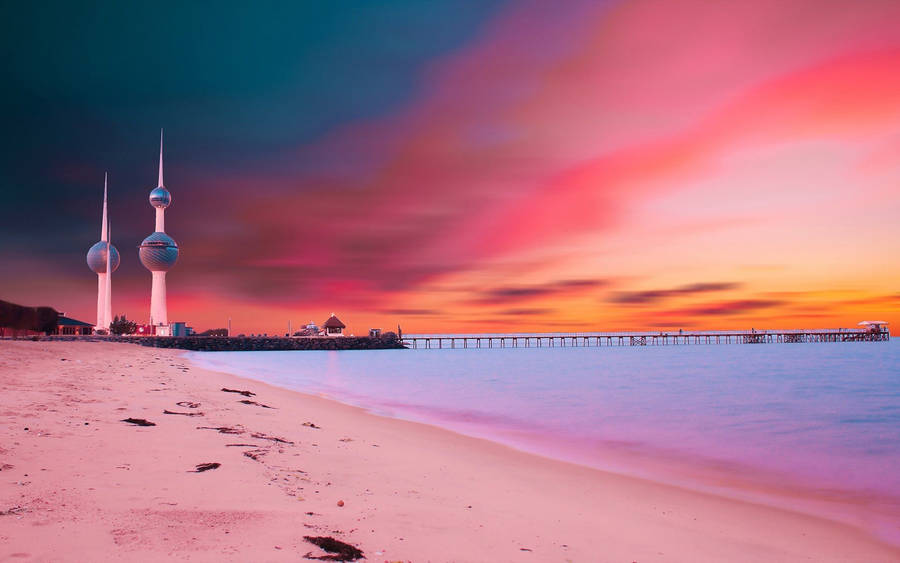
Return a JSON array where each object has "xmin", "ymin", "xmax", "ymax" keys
[
  {"xmin": 139, "ymin": 130, "xmax": 179, "ymax": 334},
  {"xmin": 86, "ymin": 173, "xmax": 120, "ymax": 332}
]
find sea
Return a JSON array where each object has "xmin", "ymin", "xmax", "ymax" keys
[{"xmin": 188, "ymin": 339, "xmax": 900, "ymax": 543}]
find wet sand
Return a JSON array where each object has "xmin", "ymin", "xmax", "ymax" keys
[{"xmin": 1, "ymin": 340, "xmax": 897, "ymax": 561}]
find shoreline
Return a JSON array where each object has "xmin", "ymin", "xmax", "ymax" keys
[
  {"xmin": 2, "ymin": 340, "xmax": 898, "ymax": 561},
  {"xmin": 189, "ymin": 344, "xmax": 900, "ymax": 548}
]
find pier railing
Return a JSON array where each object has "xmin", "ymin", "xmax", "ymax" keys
[{"xmin": 401, "ymin": 328, "xmax": 890, "ymax": 349}]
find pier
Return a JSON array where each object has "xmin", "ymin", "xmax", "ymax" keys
[{"xmin": 401, "ymin": 328, "xmax": 890, "ymax": 349}]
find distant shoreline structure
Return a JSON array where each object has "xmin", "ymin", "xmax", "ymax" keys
[
  {"xmin": 401, "ymin": 325, "xmax": 890, "ymax": 349},
  {"xmin": 11, "ymin": 324, "xmax": 891, "ymax": 351},
  {"xmin": 0, "ymin": 298, "xmax": 891, "ymax": 346}
]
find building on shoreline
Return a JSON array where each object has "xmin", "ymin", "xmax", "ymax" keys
[
  {"xmin": 292, "ymin": 321, "xmax": 320, "ymax": 337},
  {"xmin": 322, "ymin": 314, "xmax": 346, "ymax": 337},
  {"xmin": 171, "ymin": 322, "xmax": 194, "ymax": 337},
  {"xmin": 858, "ymin": 321, "xmax": 889, "ymax": 334},
  {"xmin": 56, "ymin": 315, "xmax": 94, "ymax": 336}
]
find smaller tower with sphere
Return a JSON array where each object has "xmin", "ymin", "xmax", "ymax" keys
[
  {"xmin": 86, "ymin": 173, "xmax": 120, "ymax": 332},
  {"xmin": 139, "ymin": 130, "xmax": 179, "ymax": 334}
]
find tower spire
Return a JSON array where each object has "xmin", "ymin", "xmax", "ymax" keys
[
  {"xmin": 101, "ymin": 172, "xmax": 108, "ymax": 242},
  {"xmin": 158, "ymin": 128, "xmax": 164, "ymax": 188}
]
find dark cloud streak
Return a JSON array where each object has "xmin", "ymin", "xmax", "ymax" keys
[
  {"xmin": 659, "ymin": 299, "xmax": 784, "ymax": 317},
  {"xmin": 497, "ymin": 308, "xmax": 554, "ymax": 316},
  {"xmin": 609, "ymin": 282, "xmax": 741, "ymax": 304},
  {"xmin": 469, "ymin": 279, "xmax": 610, "ymax": 305},
  {"xmin": 378, "ymin": 308, "xmax": 441, "ymax": 316}
]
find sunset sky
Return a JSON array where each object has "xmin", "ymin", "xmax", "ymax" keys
[{"xmin": 2, "ymin": 0, "xmax": 898, "ymax": 335}]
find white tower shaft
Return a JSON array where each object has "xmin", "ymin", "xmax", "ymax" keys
[
  {"xmin": 96, "ymin": 274, "xmax": 107, "ymax": 330},
  {"xmin": 151, "ymin": 271, "xmax": 168, "ymax": 326}
]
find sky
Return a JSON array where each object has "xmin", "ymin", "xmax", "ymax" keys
[{"xmin": 1, "ymin": 0, "xmax": 898, "ymax": 335}]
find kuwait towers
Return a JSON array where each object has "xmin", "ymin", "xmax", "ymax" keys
[
  {"xmin": 86, "ymin": 173, "xmax": 120, "ymax": 331},
  {"xmin": 139, "ymin": 130, "xmax": 179, "ymax": 334}
]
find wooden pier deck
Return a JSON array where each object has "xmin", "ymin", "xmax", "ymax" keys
[{"xmin": 402, "ymin": 328, "xmax": 890, "ymax": 349}]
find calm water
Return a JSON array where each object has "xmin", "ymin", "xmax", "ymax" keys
[{"xmin": 189, "ymin": 340, "xmax": 900, "ymax": 540}]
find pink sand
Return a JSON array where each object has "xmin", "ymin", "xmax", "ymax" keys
[{"xmin": 1, "ymin": 341, "xmax": 897, "ymax": 561}]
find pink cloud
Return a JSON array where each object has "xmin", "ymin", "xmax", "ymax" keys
[{"xmin": 32, "ymin": 0, "xmax": 900, "ymax": 332}]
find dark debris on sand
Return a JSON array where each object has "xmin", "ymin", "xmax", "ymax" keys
[
  {"xmin": 242, "ymin": 449, "xmax": 268, "ymax": 462},
  {"xmin": 192, "ymin": 462, "xmax": 221, "ymax": 472},
  {"xmin": 0, "ymin": 506, "xmax": 26, "ymax": 516},
  {"xmin": 221, "ymin": 387, "xmax": 255, "ymax": 397},
  {"xmin": 238, "ymin": 399, "xmax": 274, "ymax": 408},
  {"xmin": 122, "ymin": 418, "xmax": 156, "ymax": 426},
  {"xmin": 303, "ymin": 536, "xmax": 364, "ymax": 561},
  {"xmin": 197, "ymin": 426, "xmax": 243, "ymax": 435},
  {"xmin": 250, "ymin": 432, "xmax": 294, "ymax": 444},
  {"xmin": 163, "ymin": 409, "xmax": 205, "ymax": 417}
]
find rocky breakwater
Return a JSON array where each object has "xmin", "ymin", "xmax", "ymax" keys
[{"xmin": 134, "ymin": 334, "xmax": 405, "ymax": 351}]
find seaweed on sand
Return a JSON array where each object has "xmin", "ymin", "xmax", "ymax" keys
[
  {"xmin": 192, "ymin": 462, "xmax": 220, "ymax": 472},
  {"xmin": 221, "ymin": 388, "xmax": 255, "ymax": 397},
  {"xmin": 122, "ymin": 418, "xmax": 155, "ymax": 426},
  {"xmin": 303, "ymin": 536, "xmax": 364, "ymax": 561}
]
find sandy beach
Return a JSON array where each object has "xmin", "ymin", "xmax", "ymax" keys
[{"xmin": 1, "ymin": 340, "xmax": 897, "ymax": 562}]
